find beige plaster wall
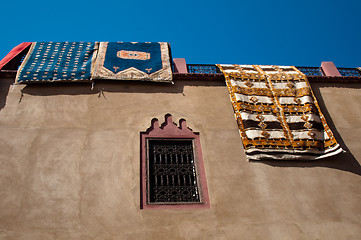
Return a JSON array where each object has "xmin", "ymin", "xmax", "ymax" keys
[{"xmin": 0, "ymin": 78, "xmax": 360, "ymax": 239}]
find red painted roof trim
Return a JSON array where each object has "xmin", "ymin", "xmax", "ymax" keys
[{"xmin": 0, "ymin": 42, "xmax": 32, "ymax": 70}]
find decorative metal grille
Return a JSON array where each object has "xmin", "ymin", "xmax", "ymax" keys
[
  {"xmin": 187, "ymin": 64, "xmax": 221, "ymax": 74},
  {"xmin": 337, "ymin": 68, "xmax": 361, "ymax": 77},
  {"xmin": 148, "ymin": 140, "xmax": 200, "ymax": 203},
  {"xmin": 296, "ymin": 67, "xmax": 323, "ymax": 76}
]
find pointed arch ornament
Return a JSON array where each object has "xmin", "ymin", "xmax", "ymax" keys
[{"xmin": 140, "ymin": 114, "xmax": 210, "ymax": 209}]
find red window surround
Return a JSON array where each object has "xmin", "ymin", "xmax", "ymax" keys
[{"xmin": 140, "ymin": 114, "xmax": 210, "ymax": 209}]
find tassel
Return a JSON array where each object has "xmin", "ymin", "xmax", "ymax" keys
[{"xmin": 91, "ymin": 81, "xmax": 94, "ymax": 90}]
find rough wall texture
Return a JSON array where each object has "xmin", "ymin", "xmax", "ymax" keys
[{"xmin": 0, "ymin": 78, "xmax": 360, "ymax": 239}]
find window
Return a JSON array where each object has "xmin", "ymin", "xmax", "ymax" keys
[
  {"xmin": 140, "ymin": 114, "xmax": 210, "ymax": 209},
  {"xmin": 148, "ymin": 139, "xmax": 200, "ymax": 203}
]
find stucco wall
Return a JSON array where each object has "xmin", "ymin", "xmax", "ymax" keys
[{"xmin": 0, "ymin": 78, "xmax": 360, "ymax": 239}]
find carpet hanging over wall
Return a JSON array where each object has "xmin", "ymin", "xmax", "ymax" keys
[
  {"xmin": 91, "ymin": 42, "xmax": 173, "ymax": 82},
  {"xmin": 16, "ymin": 42, "xmax": 96, "ymax": 83},
  {"xmin": 216, "ymin": 64, "xmax": 344, "ymax": 160}
]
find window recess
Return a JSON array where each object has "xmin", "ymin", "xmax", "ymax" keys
[{"xmin": 140, "ymin": 114, "xmax": 210, "ymax": 209}]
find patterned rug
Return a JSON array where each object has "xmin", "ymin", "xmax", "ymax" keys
[
  {"xmin": 16, "ymin": 42, "xmax": 96, "ymax": 83},
  {"xmin": 216, "ymin": 64, "xmax": 344, "ymax": 160},
  {"xmin": 91, "ymin": 42, "xmax": 172, "ymax": 82}
]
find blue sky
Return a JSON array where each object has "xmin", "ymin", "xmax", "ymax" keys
[{"xmin": 1, "ymin": 0, "xmax": 360, "ymax": 67}]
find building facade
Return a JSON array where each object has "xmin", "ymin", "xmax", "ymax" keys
[{"xmin": 0, "ymin": 45, "xmax": 360, "ymax": 239}]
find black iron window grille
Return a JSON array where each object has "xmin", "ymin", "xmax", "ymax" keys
[{"xmin": 147, "ymin": 139, "xmax": 202, "ymax": 204}]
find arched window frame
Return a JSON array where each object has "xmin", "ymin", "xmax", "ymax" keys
[{"xmin": 140, "ymin": 114, "xmax": 210, "ymax": 209}]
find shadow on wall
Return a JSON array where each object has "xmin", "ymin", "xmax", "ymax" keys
[
  {"xmin": 1, "ymin": 78, "xmax": 225, "ymax": 110},
  {"xmin": 20, "ymin": 79, "xmax": 225, "ymax": 96},
  {"xmin": 252, "ymin": 82, "xmax": 361, "ymax": 177},
  {"xmin": 0, "ymin": 78, "xmax": 14, "ymax": 110}
]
